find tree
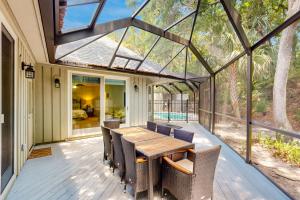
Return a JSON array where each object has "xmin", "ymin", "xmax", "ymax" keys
[{"xmin": 273, "ymin": 0, "xmax": 300, "ymax": 131}]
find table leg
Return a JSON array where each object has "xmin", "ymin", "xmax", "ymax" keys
[{"xmin": 148, "ymin": 156, "xmax": 153, "ymax": 200}]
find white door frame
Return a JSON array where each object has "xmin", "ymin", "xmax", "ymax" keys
[
  {"xmin": 67, "ymin": 71, "xmax": 130, "ymax": 137},
  {"xmin": 0, "ymin": 14, "xmax": 18, "ymax": 198}
]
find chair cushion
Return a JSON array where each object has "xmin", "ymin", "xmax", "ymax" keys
[
  {"xmin": 136, "ymin": 156, "xmax": 147, "ymax": 163},
  {"xmin": 175, "ymin": 159, "xmax": 193, "ymax": 173}
]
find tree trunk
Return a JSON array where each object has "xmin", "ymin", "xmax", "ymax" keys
[
  {"xmin": 222, "ymin": 82, "xmax": 229, "ymax": 121},
  {"xmin": 229, "ymin": 62, "xmax": 241, "ymax": 119},
  {"xmin": 273, "ymin": 0, "xmax": 300, "ymax": 131}
]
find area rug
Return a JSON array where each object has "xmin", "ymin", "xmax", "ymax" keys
[{"xmin": 28, "ymin": 147, "xmax": 52, "ymax": 159}]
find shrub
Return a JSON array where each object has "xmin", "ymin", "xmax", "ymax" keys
[
  {"xmin": 256, "ymin": 133, "xmax": 300, "ymax": 166},
  {"xmin": 255, "ymin": 99, "xmax": 268, "ymax": 113}
]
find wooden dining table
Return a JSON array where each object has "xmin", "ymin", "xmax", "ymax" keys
[{"xmin": 114, "ymin": 126, "xmax": 195, "ymax": 200}]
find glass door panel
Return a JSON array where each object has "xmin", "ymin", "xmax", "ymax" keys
[
  {"xmin": 105, "ymin": 79, "xmax": 126, "ymax": 124},
  {"xmin": 1, "ymin": 26, "xmax": 14, "ymax": 193},
  {"xmin": 72, "ymin": 75, "xmax": 101, "ymax": 135}
]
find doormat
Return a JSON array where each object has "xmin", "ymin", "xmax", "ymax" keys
[{"xmin": 28, "ymin": 147, "xmax": 52, "ymax": 159}]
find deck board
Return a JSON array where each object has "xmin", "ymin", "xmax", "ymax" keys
[{"xmin": 7, "ymin": 123, "xmax": 290, "ymax": 200}]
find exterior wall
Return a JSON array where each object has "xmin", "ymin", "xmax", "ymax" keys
[
  {"xmin": 0, "ymin": 1, "xmax": 36, "ymax": 198},
  {"xmin": 34, "ymin": 64, "xmax": 151, "ymax": 143}
]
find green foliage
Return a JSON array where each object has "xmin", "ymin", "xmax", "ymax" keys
[
  {"xmin": 115, "ymin": 109, "xmax": 125, "ymax": 120},
  {"xmin": 256, "ymin": 133, "xmax": 300, "ymax": 166},
  {"xmin": 296, "ymin": 109, "xmax": 300, "ymax": 122},
  {"xmin": 255, "ymin": 99, "xmax": 268, "ymax": 113}
]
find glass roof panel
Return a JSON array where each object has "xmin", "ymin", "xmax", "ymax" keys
[
  {"xmin": 161, "ymin": 48, "xmax": 186, "ymax": 79},
  {"xmin": 67, "ymin": 0, "xmax": 99, "ymax": 6},
  {"xmin": 112, "ymin": 57, "xmax": 128, "ymax": 68},
  {"xmin": 186, "ymin": 48, "xmax": 209, "ymax": 78},
  {"xmin": 137, "ymin": 0, "xmax": 198, "ymax": 29},
  {"xmin": 168, "ymin": 13, "xmax": 195, "ymax": 40},
  {"xmin": 139, "ymin": 37, "xmax": 184, "ymax": 73},
  {"xmin": 117, "ymin": 27, "xmax": 159, "ymax": 60},
  {"xmin": 231, "ymin": 0, "xmax": 289, "ymax": 45},
  {"xmin": 55, "ymin": 35, "xmax": 102, "ymax": 59},
  {"xmin": 62, "ymin": 3, "xmax": 99, "ymax": 32},
  {"xmin": 126, "ymin": 60, "xmax": 140, "ymax": 70},
  {"xmin": 191, "ymin": 2, "xmax": 243, "ymax": 72},
  {"xmin": 60, "ymin": 29, "xmax": 126, "ymax": 66},
  {"xmin": 174, "ymin": 82, "xmax": 192, "ymax": 93},
  {"xmin": 97, "ymin": 0, "xmax": 144, "ymax": 24}
]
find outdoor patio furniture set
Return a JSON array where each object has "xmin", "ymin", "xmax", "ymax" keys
[{"xmin": 101, "ymin": 121, "xmax": 221, "ymax": 200}]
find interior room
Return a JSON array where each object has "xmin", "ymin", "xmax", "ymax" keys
[{"xmin": 72, "ymin": 74, "xmax": 101, "ymax": 135}]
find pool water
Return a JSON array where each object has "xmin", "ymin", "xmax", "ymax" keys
[{"xmin": 154, "ymin": 112, "xmax": 187, "ymax": 120}]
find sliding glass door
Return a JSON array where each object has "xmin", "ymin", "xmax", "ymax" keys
[
  {"xmin": 105, "ymin": 79, "xmax": 126, "ymax": 124},
  {"xmin": 72, "ymin": 74, "xmax": 101, "ymax": 135},
  {"xmin": 1, "ymin": 26, "xmax": 14, "ymax": 193}
]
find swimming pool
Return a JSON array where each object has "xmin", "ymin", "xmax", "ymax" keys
[{"xmin": 154, "ymin": 112, "xmax": 187, "ymax": 120}]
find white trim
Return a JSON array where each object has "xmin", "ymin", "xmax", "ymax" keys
[
  {"xmin": 1, "ymin": 174, "xmax": 16, "ymax": 198},
  {"xmin": 0, "ymin": 11, "xmax": 19, "ymax": 198},
  {"xmin": 32, "ymin": 0, "xmax": 49, "ymax": 62}
]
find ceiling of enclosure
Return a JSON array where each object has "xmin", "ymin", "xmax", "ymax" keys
[{"xmin": 51, "ymin": 0, "xmax": 292, "ymax": 81}]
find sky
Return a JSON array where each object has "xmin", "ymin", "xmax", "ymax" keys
[{"xmin": 63, "ymin": 0, "xmax": 144, "ymax": 32}]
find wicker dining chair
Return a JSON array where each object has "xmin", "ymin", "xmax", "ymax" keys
[
  {"xmin": 169, "ymin": 129, "xmax": 195, "ymax": 161},
  {"xmin": 147, "ymin": 121, "xmax": 157, "ymax": 132},
  {"xmin": 157, "ymin": 124, "xmax": 171, "ymax": 136},
  {"xmin": 174, "ymin": 129, "xmax": 194, "ymax": 143},
  {"xmin": 121, "ymin": 137, "xmax": 160, "ymax": 199},
  {"xmin": 111, "ymin": 130, "xmax": 125, "ymax": 181},
  {"xmin": 162, "ymin": 145, "xmax": 221, "ymax": 200},
  {"xmin": 104, "ymin": 120, "xmax": 120, "ymax": 129},
  {"xmin": 101, "ymin": 126, "xmax": 113, "ymax": 167}
]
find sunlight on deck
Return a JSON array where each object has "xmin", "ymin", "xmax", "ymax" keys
[{"xmin": 7, "ymin": 123, "xmax": 289, "ymax": 200}]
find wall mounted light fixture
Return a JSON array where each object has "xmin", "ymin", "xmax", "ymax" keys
[
  {"xmin": 22, "ymin": 62, "xmax": 35, "ymax": 79},
  {"xmin": 54, "ymin": 78, "xmax": 61, "ymax": 88},
  {"xmin": 134, "ymin": 84, "xmax": 139, "ymax": 92}
]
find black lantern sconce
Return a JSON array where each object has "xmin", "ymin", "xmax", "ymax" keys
[
  {"xmin": 54, "ymin": 78, "xmax": 61, "ymax": 88},
  {"xmin": 134, "ymin": 84, "xmax": 139, "ymax": 92},
  {"xmin": 22, "ymin": 62, "xmax": 35, "ymax": 79}
]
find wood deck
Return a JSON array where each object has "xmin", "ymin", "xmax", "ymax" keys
[{"xmin": 7, "ymin": 123, "xmax": 290, "ymax": 200}]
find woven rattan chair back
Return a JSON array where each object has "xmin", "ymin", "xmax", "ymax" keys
[
  {"xmin": 101, "ymin": 126, "xmax": 112, "ymax": 161},
  {"xmin": 104, "ymin": 120, "xmax": 120, "ymax": 129},
  {"xmin": 111, "ymin": 130, "xmax": 125, "ymax": 178},
  {"xmin": 147, "ymin": 121, "xmax": 157, "ymax": 131},
  {"xmin": 157, "ymin": 125, "xmax": 171, "ymax": 136},
  {"xmin": 192, "ymin": 145, "xmax": 221, "ymax": 199},
  {"xmin": 121, "ymin": 137, "xmax": 137, "ymax": 184},
  {"xmin": 174, "ymin": 129, "xmax": 194, "ymax": 143}
]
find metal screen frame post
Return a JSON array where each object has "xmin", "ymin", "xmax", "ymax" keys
[
  {"xmin": 168, "ymin": 99, "xmax": 170, "ymax": 122},
  {"xmin": 246, "ymin": 52, "xmax": 253, "ymax": 163},
  {"xmin": 210, "ymin": 75, "xmax": 215, "ymax": 133},
  {"xmin": 186, "ymin": 99, "xmax": 189, "ymax": 123}
]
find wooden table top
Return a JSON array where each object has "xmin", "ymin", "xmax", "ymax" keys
[
  {"xmin": 136, "ymin": 136, "xmax": 194, "ymax": 158},
  {"xmin": 114, "ymin": 127, "xmax": 149, "ymax": 135},
  {"xmin": 114, "ymin": 127, "xmax": 165, "ymax": 143},
  {"xmin": 114, "ymin": 126, "xmax": 194, "ymax": 158}
]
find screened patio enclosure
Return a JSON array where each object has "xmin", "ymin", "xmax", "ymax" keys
[
  {"xmin": 152, "ymin": 81, "xmax": 200, "ymax": 122},
  {"xmin": 37, "ymin": 0, "xmax": 300, "ymax": 199}
]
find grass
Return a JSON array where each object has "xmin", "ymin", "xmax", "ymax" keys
[{"xmin": 256, "ymin": 133, "xmax": 300, "ymax": 167}]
